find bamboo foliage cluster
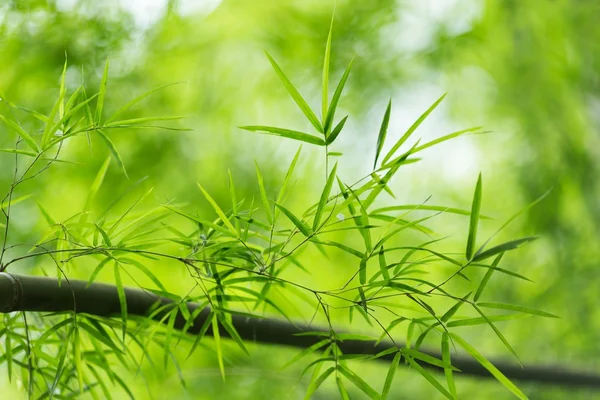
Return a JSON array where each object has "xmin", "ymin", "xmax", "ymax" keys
[{"xmin": 0, "ymin": 16, "xmax": 556, "ymax": 400}]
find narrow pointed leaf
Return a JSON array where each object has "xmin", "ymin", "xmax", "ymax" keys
[
  {"xmin": 96, "ymin": 59, "xmax": 110, "ymax": 124},
  {"xmin": 106, "ymin": 82, "xmax": 183, "ymax": 124},
  {"xmin": 240, "ymin": 125, "xmax": 325, "ymax": 145},
  {"xmin": 264, "ymin": 51, "xmax": 323, "ymax": 132},
  {"xmin": 382, "ymin": 351, "xmax": 401, "ymax": 399},
  {"xmin": 255, "ymin": 162, "xmax": 273, "ymax": 225},
  {"xmin": 473, "ymin": 237, "xmax": 538, "ymax": 262},
  {"xmin": 476, "ymin": 302, "xmax": 559, "ymax": 318},
  {"xmin": 97, "ymin": 129, "xmax": 128, "ymax": 178},
  {"xmin": 381, "ymin": 93, "xmax": 446, "ymax": 165},
  {"xmin": 198, "ymin": 183, "xmax": 237, "ymax": 235},
  {"xmin": 313, "ymin": 162, "xmax": 338, "ymax": 231},
  {"xmin": 374, "ymin": 99, "xmax": 392, "ymax": 169},
  {"xmin": 474, "ymin": 254, "xmax": 503, "ymax": 302},
  {"xmin": 325, "ymin": 115, "xmax": 348, "ymax": 145},
  {"xmin": 450, "ymin": 333, "xmax": 527, "ymax": 400},
  {"xmin": 275, "ymin": 203, "xmax": 312, "ymax": 237},
  {"xmin": 441, "ymin": 333, "xmax": 458, "ymax": 399},
  {"xmin": 0, "ymin": 115, "xmax": 39, "ymax": 152},
  {"xmin": 324, "ymin": 57, "xmax": 354, "ymax": 134},
  {"xmin": 466, "ymin": 173, "xmax": 482, "ymax": 260},
  {"xmin": 322, "ymin": 11, "xmax": 334, "ymax": 122}
]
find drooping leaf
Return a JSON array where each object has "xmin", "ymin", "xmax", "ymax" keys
[
  {"xmin": 97, "ymin": 129, "xmax": 128, "ymax": 178},
  {"xmin": 275, "ymin": 203, "xmax": 312, "ymax": 237},
  {"xmin": 0, "ymin": 114, "xmax": 39, "ymax": 152},
  {"xmin": 96, "ymin": 58, "xmax": 110, "ymax": 124},
  {"xmin": 476, "ymin": 302, "xmax": 559, "ymax": 318},
  {"xmin": 450, "ymin": 333, "xmax": 527, "ymax": 400},
  {"xmin": 382, "ymin": 351, "xmax": 401, "ymax": 399},
  {"xmin": 322, "ymin": 10, "xmax": 335, "ymax": 122},
  {"xmin": 474, "ymin": 253, "xmax": 504, "ymax": 302},
  {"xmin": 441, "ymin": 333, "xmax": 458, "ymax": 399}
]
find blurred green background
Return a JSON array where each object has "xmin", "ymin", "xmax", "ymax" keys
[{"xmin": 1, "ymin": 0, "xmax": 599, "ymax": 398}]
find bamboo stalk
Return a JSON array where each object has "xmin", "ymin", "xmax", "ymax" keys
[{"xmin": 0, "ymin": 272, "xmax": 598, "ymax": 388}]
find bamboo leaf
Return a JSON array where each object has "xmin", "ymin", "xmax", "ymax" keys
[
  {"xmin": 0, "ymin": 115, "xmax": 39, "ymax": 152},
  {"xmin": 322, "ymin": 10, "xmax": 334, "ymax": 122},
  {"xmin": 304, "ymin": 367, "xmax": 335, "ymax": 400},
  {"xmin": 441, "ymin": 333, "xmax": 458, "ymax": 399},
  {"xmin": 275, "ymin": 203, "xmax": 312, "ymax": 237},
  {"xmin": 476, "ymin": 302, "xmax": 559, "ymax": 318},
  {"xmin": 338, "ymin": 365, "xmax": 381, "ymax": 400},
  {"xmin": 264, "ymin": 51, "xmax": 323, "ymax": 132},
  {"xmin": 404, "ymin": 355, "xmax": 453, "ymax": 399},
  {"xmin": 381, "ymin": 93, "xmax": 446, "ymax": 165},
  {"xmin": 441, "ymin": 292, "xmax": 471, "ymax": 323},
  {"xmin": 97, "ymin": 129, "xmax": 128, "ymax": 178},
  {"xmin": 324, "ymin": 57, "xmax": 354, "ymax": 135},
  {"xmin": 313, "ymin": 162, "xmax": 338, "ymax": 231},
  {"xmin": 374, "ymin": 99, "xmax": 392, "ymax": 169},
  {"xmin": 96, "ymin": 59, "xmax": 110, "ymax": 124},
  {"xmin": 240, "ymin": 125, "xmax": 325, "ymax": 145},
  {"xmin": 198, "ymin": 183, "xmax": 237, "ymax": 235},
  {"xmin": 466, "ymin": 173, "xmax": 483, "ymax": 260},
  {"xmin": 113, "ymin": 261, "xmax": 127, "ymax": 342},
  {"xmin": 382, "ymin": 351, "xmax": 401, "ymax": 399},
  {"xmin": 325, "ymin": 115, "xmax": 348, "ymax": 145},
  {"xmin": 105, "ymin": 82, "xmax": 183, "ymax": 124},
  {"xmin": 474, "ymin": 254, "xmax": 503, "ymax": 302},
  {"xmin": 450, "ymin": 333, "xmax": 527, "ymax": 400},
  {"xmin": 255, "ymin": 162, "xmax": 273, "ymax": 225},
  {"xmin": 473, "ymin": 237, "xmax": 538, "ymax": 262}
]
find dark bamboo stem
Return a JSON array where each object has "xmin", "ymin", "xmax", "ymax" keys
[{"xmin": 0, "ymin": 272, "xmax": 598, "ymax": 388}]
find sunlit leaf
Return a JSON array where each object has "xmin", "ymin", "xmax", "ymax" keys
[
  {"xmin": 264, "ymin": 51, "xmax": 323, "ymax": 132},
  {"xmin": 313, "ymin": 162, "xmax": 338, "ymax": 231},
  {"xmin": 240, "ymin": 125, "xmax": 325, "ymax": 145},
  {"xmin": 374, "ymin": 99, "xmax": 392, "ymax": 169},
  {"xmin": 466, "ymin": 173, "xmax": 482, "ymax": 260}
]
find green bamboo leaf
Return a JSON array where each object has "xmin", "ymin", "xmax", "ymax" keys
[
  {"xmin": 313, "ymin": 162, "xmax": 338, "ymax": 231},
  {"xmin": 187, "ymin": 311, "xmax": 214, "ymax": 359},
  {"xmin": 382, "ymin": 351, "xmax": 401, "ymax": 399},
  {"xmin": 198, "ymin": 183, "xmax": 237, "ymax": 235},
  {"xmin": 472, "ymin": 304, "xmax": 520, "ymax": 363},
  {"xmin": 381, "ymin": 93, "xmax": 446, "ymax": 165},
  {"xmin": 372, "ymin": 204, "xmax": 492, "ymax": 219},
  {"xmin": 264, "ymin": 51, "xmax": 323, "ymax": 132},
  {"xmin": 304, "ymin": 367, "xmax": 335, "ymax": 400},
  {"xmin": 404, "ymin": 355, "xmax": 453, "ymax": 400},
  {"xmin": 105, "ymin": 82, "xmax": 183, "ymax": 124},
  {"xmin": 0, "ymin": 115, "xmax": 39, "ymax": 152},
  {"xmin": 0, "ymin": 194, "xmax": 32, "ymax": 209},
  {"xmin": 378, "ymin": 246, "xmax": 390, "ymax": 281},
  {"xmin": 276, "ymin": 145, "xmax": 302, "ymax": 211},
  {"xmin": 401, "ymin": 348, "xmax": 458, "ymax": 371},
  {"xmin": 441, "ymin": 292, "xmax": 471, "ymax": 323},
  {"xmin": 474, "ymin": 254, "xmax": 504, "ymax": 302},
  {"xmin": 476, "ymin": 302, "xmax": 559, "ymax": 318},
  {"xmin": 255, "ymin": 162, "xmax": 273, "ymax": 225},
  {"xmin": 97, "ymin": 129, "xmax": 128, "ymax": 178},
  {"xmin": 336, "ymin": 374, "xmax": 351, "ymax": 400},
  {"xmin": 412, "ymin": 126, "xmax": 485, "ymax": 155},
  {"xmin": 338, "ymin": 365, "xmax": 381, "ymax": 400},
  {"xmin": 113, "ymin": 261, "xmax": 127, "ymax": 342},
  {"xmin": 217, "ymin": 313, "xmax": 249, "ymax": 355},
  {"xmin": 441, "ymin": 333, "xmax": 458, "ymax": 400},
  {"xmin": 450, "ymin": 333, "xmax": 527, "ymax": 400},
  {"xmin": 96, "ymin": 58, "xmax": 110, "ymax": 124},
  {"xmin": 374, "ymin": 99, "xmax": 392, "ymax": 169},
  {"xmin": 324, "ymin": 57, "xmax": 354, "ymax": 134},
  {"xmin": 325, "ymin": 115, "xmax": 348, "ymax": 145},
  {"xmin": 0, "ymin": 148, "xmax": 36, "ymax": 157},
  {"xmin": 212, "ymin": 313, "xmax": 226, "ymax": 380},
  {"xmin": 240, "ymin": 125, "xmax": 325, "ymax": 145},
  {"xmin": 447, "ymin": 314, "xmax": 529, "ymax": 327},
  {"xmin": 94, "ymin": 224, "xmax": 112, "ymax": 246},
  {"xmin": 466, "ymin": 173, "xmax": 483, "ymax": 260},
  {"xmin": 282, "ymin": 339, "xmax": 330, "ymax": 370},
  {"xmin": 322, "ymin": 10, "xmax": 334, "ymax": 122},
  {"xmin": 104, "ymin": 116, "xmax": 185, "ymax": 127},
  {"xmin": 275, "ymin": 203, "xmax": 312, "ymax": 237},
  {"xmin": 472, "ymin": 237, "xmax": 538, "ymax": 262},
  {"xmin": 228, "ymin": 170, "xmax": 241, "ymax": 236}
]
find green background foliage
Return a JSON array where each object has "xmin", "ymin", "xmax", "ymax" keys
[{"xmin": 0, "ymin": 0, "xmax": 598, "ymax": 398}]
